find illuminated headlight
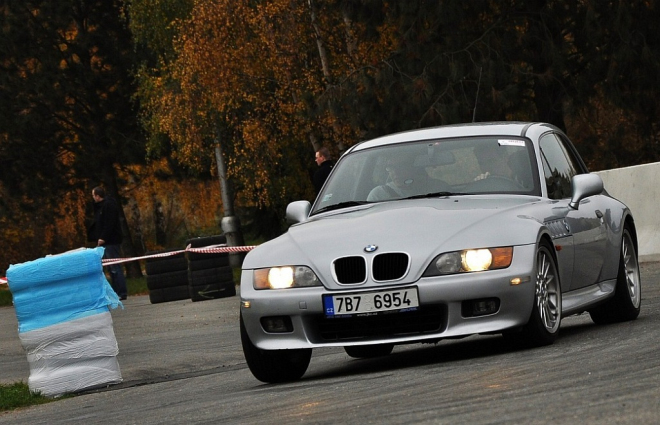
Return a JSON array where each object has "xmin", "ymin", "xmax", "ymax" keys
[
  {"xmin": 253, "ymin": 266, "xmax": 321, "ymax": 289},
  {"xmin": 423, "ymin": 247, "xmax": 513, "ymax": 276}
]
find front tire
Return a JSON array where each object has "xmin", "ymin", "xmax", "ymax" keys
[
  {"xmin": 507, "ymin": 241, "xmax": 561, "ymax": 347},
  {"xmin": 589, "ymin": 226, "xmax": 641, "ymax": 324},
  {"xmin": 240, "ymin": 313, "xmax": 311, "ymax": 383}
]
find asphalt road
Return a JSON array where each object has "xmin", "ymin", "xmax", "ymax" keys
[{"xmin": 1, "ymin": 262, "xmax": 659, "ymax": 424}]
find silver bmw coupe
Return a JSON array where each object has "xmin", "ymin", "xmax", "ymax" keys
[{"xmin": 239, "ymin": 122, "xmax": 641, "ymax": 383}]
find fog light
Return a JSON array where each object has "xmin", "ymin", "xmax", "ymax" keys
[
  {"xmin": 260, "ymin": 316, "xmax": 293, "ymax": 333},
  {"xmin": 462, "ymin": 298, "xmax": 500, "ymax": 317}
]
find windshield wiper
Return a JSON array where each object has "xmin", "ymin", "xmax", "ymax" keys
[
  {"xmin": 402, "ymin": 191, "xmax": 466, "ymax": 200},
  {"xmin": 313, "ymin": 201, "xmax": 371, "ymax": 215}
]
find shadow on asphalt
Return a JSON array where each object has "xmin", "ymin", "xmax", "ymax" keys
[{"xmin": 300, "ymin": 317, "xmax": 607, "ymax": 384}]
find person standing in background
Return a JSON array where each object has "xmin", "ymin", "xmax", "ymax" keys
[
  {"xmin": 313, "ymin": 147, "xmax": 334, "ymax": 195},
  {"xmin": 89, "ymin": 186, "xmax": 128, "ymax": 300}
]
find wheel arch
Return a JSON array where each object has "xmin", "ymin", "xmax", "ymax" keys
[
  {"xmin": 623, "ymin": 213, "xmax": 638, "ymax": 254},
  {"xmin": 537, "ymin": 231, "xmax": 559, "ymax": 268},
  {"xmin": 538, "ymin": 232, "xmax": 556, "ymax": 255},
  {"xmin": 537, "ymin": 229, "xmax": 565, "ymax": 292}
]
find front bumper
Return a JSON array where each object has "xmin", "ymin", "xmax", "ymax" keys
[{"xmin": 240, "ymin": 244, "xmax": 537, "ymax": 350}]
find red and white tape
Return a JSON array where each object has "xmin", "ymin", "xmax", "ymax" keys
[
  {"xmin": 0, "ymin": 244, "xmax": 257, "ymax": 285},
  {"xmin": 101, "ymin": 244, "xmax": 256, "ymax": 266}
]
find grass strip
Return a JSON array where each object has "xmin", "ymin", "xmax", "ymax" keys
[{"xmin": 0, "ymin": 382, "xmax": 57, "ymax": 411}]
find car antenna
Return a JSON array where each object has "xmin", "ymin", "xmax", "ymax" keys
[{"xmin": 472, "ymin": 67, "xmax": 482, "ymax": 123}]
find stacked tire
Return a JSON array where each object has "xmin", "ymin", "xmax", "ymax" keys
[
  {"xmin": 186, "ymin": 235, "xmax": 236, "ymax": 302},
  {"xmin": 145, "ymin": 249, "xmax": 190, "ymax": 304}
]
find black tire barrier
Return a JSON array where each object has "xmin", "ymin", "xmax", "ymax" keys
[
  {"xmin": 188, "ymin": 266, "xmax": 236, "ymax": 300},
  {"xmin": 189, "ymin": 266, "xmax": 233, "ymax": 283},
  {"xmin": 146, "ymin": 270, "xmax": 189, "ymax": 291},
  {"xmin": 189, "ymin": 281, "xmax": 236, "ymax": 302},
  {"xmin": 149, "ymin": 285, "xmax": 190, "ymax": 304},
  {"xmin": 145, "ymin": 249, "xmax": 188, "ymax": 275},
  {"xmin": 186, "ymin": 235, "xmax": 228, "ymax": 261},
  {"xmin": 187, "ymin": 256, "xmax": 231, "ymax": 271},
  {"xmin": 145, "ymin": 248, "xmax": 191, "ymax": 304},
  {"xmin": 188, "ymin": 274, "xmax": 234, "ymax": 288},
  {"xmin": 186, "ymin": 235, "xmax": 236, "ymax": 302}
]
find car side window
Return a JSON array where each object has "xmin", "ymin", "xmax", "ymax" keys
[{"xmin": 539, "ymin": 134, "xmax": 579, "ymax": 199}]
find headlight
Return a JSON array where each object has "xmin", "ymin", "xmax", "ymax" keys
[
  {"xmin": 423, "ymin": 247, "xmax": 513, "ymax": 276},
  {"xmin": 253, "ymin": 266, "xmax": 322, "ymax": 289}
]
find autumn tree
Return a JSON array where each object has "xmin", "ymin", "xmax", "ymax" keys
[
  {"xmin": 131, "ymin": 0, "xmax": 327, "ymax": 237},
  {"xmin": 0, "ymin": 1, "xmax": 145, "ymax": 275}
]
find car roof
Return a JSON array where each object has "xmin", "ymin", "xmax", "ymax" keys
[{"xmin": 348, "ymin": 121, "xmax": 561, "ymax": 153}]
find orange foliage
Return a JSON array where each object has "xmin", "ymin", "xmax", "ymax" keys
[
  {"xmin": 0, "ymin": 190, "xmax": 88, "ymax": 273},
  {"xmin": 0, "ymin": 159, "xmax": 224, "ymax": 274},
  {"xmin": 120, "ymin": 159, "xmax": 223, "ymax": 252},
  {"xmin": 139, "ymin": 0, "xmax": 405, "ymax": 208}
]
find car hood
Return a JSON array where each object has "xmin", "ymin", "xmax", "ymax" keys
[{"xmin": 243, "ymin": 196, "xmax": 546, "ymax": 282}]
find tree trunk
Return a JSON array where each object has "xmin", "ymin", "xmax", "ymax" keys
[
  {"xmin": 214, "ymin": 138, "xmax": 246, "ymax": 268},
  {"xmin": 308, "ymin": 0, "xmax": 345, "ymax": 152},
  {"xmin": 341, "ymin": 7, "xmax": 358, "ymax": 60},
  {"xmin": 153, "ymin": 197, "xmax": 167, "ymax": 247}
]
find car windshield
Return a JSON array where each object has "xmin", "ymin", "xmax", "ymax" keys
[{"xmin": 311, "ymin": 136, "xmax": 540, "ymax": 215}]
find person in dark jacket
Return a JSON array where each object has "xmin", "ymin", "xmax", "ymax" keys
[
  {"xmin": 313, "ymin": 147, "xmax": 334, "ymax": 194},
  {"xmin": 89, "ymin": 186, "xmax": 128, "ymax": 300}
]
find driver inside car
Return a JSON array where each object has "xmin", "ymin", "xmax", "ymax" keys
[{"xmin": 473, "ymin": 143, "xmax": 515, "ymax": 181}]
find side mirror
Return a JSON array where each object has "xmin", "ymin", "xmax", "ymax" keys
[
  {"xmin": 286, "ymin": 200, "xmax": 311, "ymax": 224},
  {"xmin": 569, "ymin": 174, "xmax": 604, "ymax": 210}
]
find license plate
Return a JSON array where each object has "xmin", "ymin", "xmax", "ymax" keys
[{"xmin": 323, "ymin": 287, "xmax": 419, "ymax": 317}]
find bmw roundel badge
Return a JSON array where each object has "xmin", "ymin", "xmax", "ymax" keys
[{"xmin": 364, "ymin": 244, "xmax": 378, "ymax": 253}]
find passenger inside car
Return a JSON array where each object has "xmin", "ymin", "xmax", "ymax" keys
[{"xmin": 367, "ymin": 153, "xmax": 429, "ymax": 201}]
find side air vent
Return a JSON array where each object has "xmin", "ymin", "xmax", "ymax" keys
[
  {"xmin": 333, "ymin": 256, "xmax": 367, "ymax": 284},
  {"xmin": 545, "ymin": 219, "xmax": 570, "ymax": 239}
]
